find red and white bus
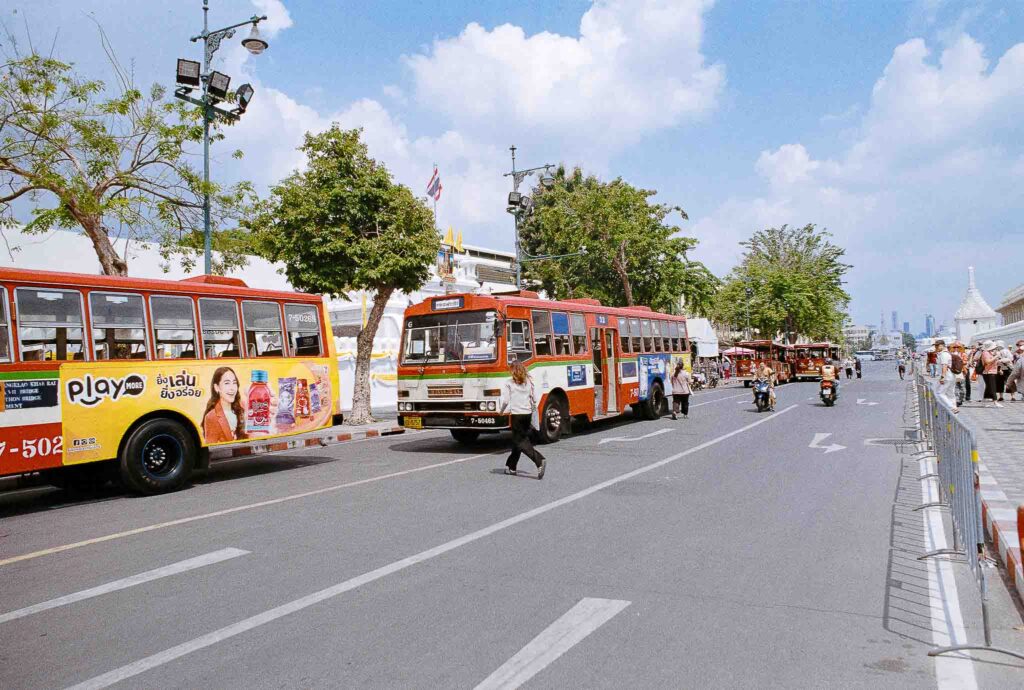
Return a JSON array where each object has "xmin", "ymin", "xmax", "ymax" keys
[
  {"xmin": 396, "ymin": 291, "xmax": 690, "ymax": 444},
  {"xmin": 0, "ymin": 268, "xmax": 341, "ymax": 493},
  {"xmin": 732, "ymin": 340, "xmax": 792, "ymax": 386}
]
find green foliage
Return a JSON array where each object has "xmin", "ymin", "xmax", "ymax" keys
[
  {"xmin": 518, "ymin": 166, "xmax": 719, "ymax": 315},
  {"xmin": 902, "ymin": 331, "xmax": 916, "ymax": 351},
  {"xmin": 248, "ymin": 125, "xmax": 438, "ymax": 298},
  {"xmin": 0, "ymin": 36, "xmax": 254, "ymax": 274},
  {"xmin": 713, "ymin": 224, "xmax": 851, "ymax": 342}
]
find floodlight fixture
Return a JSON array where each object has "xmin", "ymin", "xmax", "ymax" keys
[
  {"xmin": 507, "ymin": 191, "xmax": 522, "ymax": 209},
  {"xmin": 235, "ymin": 83, "xmax": 254, "ymax": 113},
  {"xmin": 242, "ymin": 23, "xmax": 269, "ymax": 55},
  {"xmin": 208, "ymin": 71, "xmax": 231, "ymax": 100},
  {"xmin": 176, "ymin": 59, "xmax": 201, "ymax": 88}
]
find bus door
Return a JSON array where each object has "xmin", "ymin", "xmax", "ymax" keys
[
  {"xmin": 591, "ymin": 327, "xmax": 604, "ymax": 415},
  {"xmin": 590, "ymin": 327, "xmax": 618, "ymax": 416},
  {"xmin": 603, "ymin": 329, "xmax": 617, "ymax": 414}
]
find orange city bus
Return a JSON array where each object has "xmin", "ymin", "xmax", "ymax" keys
[
  {"xmin": 0, "ymin": 268, "xmax": 341, "ymax": 494},
  {"xmin": 791, "ymin": 342, "xmax": 841, "ymax": 381},
  {"xmin": 732, "ymin": 340, "xmax": 792, "ymax": 386},
  {"xmin": 396, "ymin": 291, "xmax": 690, "ymax": 444}
]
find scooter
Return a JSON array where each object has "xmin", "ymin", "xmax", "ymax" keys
[
  {"xmin": 820, "ymin": 379, "xmax": 837, "ymax": 407},
  {"xmin": 708, "ymin": 371, "xmax": 720, "ymax": 388},
  {"xmin": 753, "ymin": 379, "xmax": 772, "ymax": 412}
]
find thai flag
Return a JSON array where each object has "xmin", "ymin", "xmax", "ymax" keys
[{"xmin": 426, "ymin": 167, "xmax": 442, "ymax": 201}]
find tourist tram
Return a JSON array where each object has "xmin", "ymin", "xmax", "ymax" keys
[
  {"xmin": 790, "ymin": 342, "xmax": 841, "ymax": 381},
  {"xmin": 0, "ymin": 268, "xmax": 341, "ymax": 494},
  {"xmin": 732, "ymin": 340, "xmax": 792, "ymax": 386},
  {"xmin": 396, "ymin": 291, "xmax": 690, "ymax": 444}
]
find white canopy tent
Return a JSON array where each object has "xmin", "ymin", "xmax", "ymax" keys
[{"xmin": 685, "ymin": 317, "xmax": 719, "ymax": 358}]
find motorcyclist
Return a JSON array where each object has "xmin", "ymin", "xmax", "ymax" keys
[
  {"xmin": 821, "ymin": 358, "xmax": 840, "ymax": 399},
  {"xmin": 753, "ymin": 362, "xmax": 776, "ymax": 410}
]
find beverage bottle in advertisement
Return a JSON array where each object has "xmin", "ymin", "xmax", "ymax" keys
[
  {"xmin": 309, "ymin": 382, "xmax": 321, "ymax": 414},
  {"xmin": 296, "ymin": 378, "xmax": 311, "ymax": 418},
  {"xmin": 247, "ymin": 370, "xmax": 272, "ymax": 435}
]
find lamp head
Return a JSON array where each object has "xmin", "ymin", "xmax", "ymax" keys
[
  {"xmin": 235, "ymin": 83, "xmax": 255, "ymax": 112},
  {"xmin": 540, "ymin": 167, "xmax": 555, "ymax": 188},
  {"xmin": 242, "ymin": 24, "xmax": 269, "ymax": 55},
  {"xmin": 176, "ymin": 58, "xmax": 201, "ymax": 88},
  {"xmin": 207, "ymin": 71, "xmax": 231, "ymax": 100}
]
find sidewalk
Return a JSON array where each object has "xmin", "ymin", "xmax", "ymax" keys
[{"xmin": 944, "ymin": 389, "xmax": 1024, "ymax": 602}]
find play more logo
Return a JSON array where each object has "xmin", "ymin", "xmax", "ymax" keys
[{"xmin": 66, "ymin": 373, "xmax": 147, "ymax": 407}]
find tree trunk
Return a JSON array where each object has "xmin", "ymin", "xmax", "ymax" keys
[
  {"xmin": 612, "ymin": 241, "xmax": 633, "ymax": 306},
  {"xmin": 347, "ymin": 286, "xmax": 394, "ymax": 425},
  {"xmin": 79, "ymin": 213, "xmax": 128, "ymax": 276}
]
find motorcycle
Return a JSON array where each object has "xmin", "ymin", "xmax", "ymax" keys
[
  {"xmin": 708, "ymin": 371, "xmax": 719, "ymax": 388},
  {"xmin": 753, "ymin": 379, "xmax": 772, "ymax": 412},
  {"xmin": 691, "ymin": 372, "xmax": 706, "ymax": 391},
  {"xmin": 820, "ymin": 379, "xmax": 837, "ymax": 407}
]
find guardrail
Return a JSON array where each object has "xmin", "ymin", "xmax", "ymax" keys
[{"xmin": 913, "ymin": 369, "xmax": 1024, "ymax": 661}]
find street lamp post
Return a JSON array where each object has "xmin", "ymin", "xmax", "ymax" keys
[
  {"xmin": 504, "ymin": 146, "xmax": 558, "ymax": 289},
  {"xmin": 176, "ymin": 1, "xmax": 270, "ymax": 274}
]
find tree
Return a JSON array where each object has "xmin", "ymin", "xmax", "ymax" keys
[
  {"xmin": 902, "ymin": 331, "xmax": 916, "ymax": 351},
  {"xmin": 518, "ymin": 167, "xmax": 719, "ymax": 314},
  {"xmin": 248, "ymin": 126, "xmax": 438, "ymax": 425},
  {"xmin": 0, "ymin": 33, "xmax": 253, "ymax": 275},
  {"xmin": 713, "ymin": 224, "xmax": 851, "ymax": 342}
]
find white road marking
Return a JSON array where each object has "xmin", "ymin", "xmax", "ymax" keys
[
  {"xmin": 474, "ymin": 598, "xmax": 631, "ymax": 690},
  {"xmin": 66, "ymin": 405, "xmax": 797, "ymax": 690},
  {"xmin": 919, "ymin": 457, "xmax": 977, "ymax": 690},
  {"xmin": 0, "ymin": 450, "xmax": 503, "ymax": 568},
  {"xmin": 210, "ymin": 428, "xmax": 441, "ymax": 465},
  {"xmin": 691, "ymin": 392, "xmax": 749, "ymax": 407},
  {"xmin": 598, "ymin": 429, "xmax": 673, "ymax": 445},
  {"xmin": 856, "ymin": 398, "xmax": 879, "ymax": 406},
  {"xmin": 808, "ymin": 432, "xmax": 845, "ymax": 454},
  {"xmin": 0, "ymin": 548, "xmax": 248, "ymax": 624}
]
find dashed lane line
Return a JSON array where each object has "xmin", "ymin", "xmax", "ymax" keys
[{"xmin": 65, "ymin": 405, "xmax": 796, "ymax": 690}]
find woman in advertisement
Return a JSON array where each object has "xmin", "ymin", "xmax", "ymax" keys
[{"xmin": 203, "ymin": 367, "xmax": 248, "ymax": 443}]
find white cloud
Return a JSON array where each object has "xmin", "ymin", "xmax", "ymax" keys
[
  {"xmin": 250, "ymin": 0, "xmax": 293, "ymax": 36},
  {"xmin": 755, "ymin": 144, "xmax": 822, "ymax": 190},
  {"xmin": 403, "ymin": 0, "xmax": 724, "ymax": 152}
]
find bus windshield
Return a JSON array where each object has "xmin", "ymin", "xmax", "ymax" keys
[{"xmin": 402, "ymin": 310, "xmax": 497, "ymax": 364}]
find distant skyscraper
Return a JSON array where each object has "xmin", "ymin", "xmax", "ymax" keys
[
  {"xmin": 891, "ymin": 311, "xmax": 898, "ymax": 332},
  {"xmin": 925, "ymin": 314, "xmax": 935, "ymax": 337},
  {"xmin": 903, "ymin": 321, "xmax": 910, "ymax": 334}
]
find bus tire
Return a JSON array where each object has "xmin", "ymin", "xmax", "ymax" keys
[
  {"xmin": 538, "ymin": 396, "xmax": 566, "ymax": 444},
  {"xmin": 450, "ymin": 429, "xmax": 480, "ymax": 445},
  {"xmin": 119, "ymin": 418, "xmax": 196, "ymax": 495},
  {"xmin": 643, "ymin": 382, "xmax": 666, "ymax": 420}
]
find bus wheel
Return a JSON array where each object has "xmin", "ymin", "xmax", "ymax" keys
[
  {"xmin": 644, "ymin": 382, "xmax": 666, "ymax": 420},
  {"xmin": 120, "ymin": 418, "xmax": 196, "ymax": 495},
  {"xmin": 538, "ymin": 397, "xmax": 566, "ymax": 444},
  {"xmin": 450, "ymin": 429, "xmax": 480, "ymax": 445}
]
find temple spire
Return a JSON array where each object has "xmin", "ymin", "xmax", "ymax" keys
[{"xmin": 968, "ymin": 265, "xmax": 976, "ymax": 290}]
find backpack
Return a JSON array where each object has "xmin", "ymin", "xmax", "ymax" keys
[{"xmin": 950, "ymin": 353, "xmax": 963, "ymax": 375}]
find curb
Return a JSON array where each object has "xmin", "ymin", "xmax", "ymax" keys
[
  {"xmin": 977, "ymin": 463, "xmax": 1024, "ymax": 603},
  {"xmin": 209, "ymin": 426, "xmax": 407, "ymax": 462}
]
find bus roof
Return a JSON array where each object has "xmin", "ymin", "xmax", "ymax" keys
[
  {"xmin": 0, "ymin": 267, "xmax": 321, "ymax": 302},
  {"xmin": 405, "ymin": 291, "xmax": 686, "ymax": 322}
]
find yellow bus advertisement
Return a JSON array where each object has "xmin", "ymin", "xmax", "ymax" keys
[{"xmin": 60, "ymin": 358, "xmax": 337, "ymax": 465}]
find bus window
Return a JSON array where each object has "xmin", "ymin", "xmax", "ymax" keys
[
  {"xmin": 532, "ymin": 310, "xmax": 553, "ymax": 356},
  {"xmin": 660, "ymin": 321, "xmax": 671, "ymax": 352},
  {"xmin": 667, "ymin": 321, "xmax": 678, "ymax": 351},
  {"xmin": 506, "ymin": 319, "xmax": 533, "ymax": 364},
  {"xmin": 285, "ymin": 304, "xmax": 322, "ymax": 356},
  {"xmin": 640, "ymin": 319, "xmax": 653, "ymax": 352},
  {"xmin": 619, "ymin": 318, "xmax": 631, "ymax": 354},
  {"xmin": 15, "ymin": 288, "xmax": 85, "ymax": 361},
  {"xmin": 629, "ymin": 318, "xmax": 642, "ymax": 353},
  {"xmin": 151, "ymin": 295, "xmax": 197, "ymax": 359},
  {"xmin": 90, "ymin": 292, "xmax": 148, "ymax": 360},
  {"xmin": 0, "ymin": 289, "xmax": 10, "ymax": 363},
  {"xmin": 651, "ymin": 320, "xmax": 663, "ymax": 352},
  {"xmin": 571, "ymin": 313, "xmax": 587, "ymax": 354},
  {"xmin": 551, "ymin": 312, "xmax": 571, "ymax": 356},
  {"xmin": 199, "ymin": 298, "xmax": 242, "ymax": 358},
  {"xmin": 243, "ymin": 301, "xmax": 285, "ymax": 357}
]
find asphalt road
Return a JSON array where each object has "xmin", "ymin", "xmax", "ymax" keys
[{"xmin": 2, "ymin": 361, "xmax": 1022, "ymax": 688}]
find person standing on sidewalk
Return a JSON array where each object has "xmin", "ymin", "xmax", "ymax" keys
[
  {"xmin": 499, "ymin": 361, "xmax": 546, "ymax": 478},
  {"xmin": 935, "ymin": 340, "xmax": 958, "ymax": 413},
  {"xmin": 1008, "ymin": 341, "xmax": 1024, "ymax": 402},
  {"xmin": 950, "ymin": 344, "xmax": 966, "ymax": 406},
  {"xmin": 670, "ymin": 361, "xmax": 692, "ymax": 420},
  {"xmin": 996, "ymin": 340, "xmax": 1013, "ymax": 402},
  {"xmin": 897, "ymin": 357, "xmax": 906, "ymax": 380},
  {"xmin": 980, "ymin": 340, "xmax": 1000, "ymax": 405}
]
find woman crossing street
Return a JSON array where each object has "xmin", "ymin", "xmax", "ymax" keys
[{"xmin": 499, "ymin": 361, "xmax": 547, "ymax": 479}]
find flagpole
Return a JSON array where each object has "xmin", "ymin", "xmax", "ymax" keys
[{"xmin": 432, "ymin": 160, "xmax": 438, "ymax": 230}]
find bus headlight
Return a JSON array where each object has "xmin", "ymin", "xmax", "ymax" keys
[
  {"xmin": 479, "ymin": 401, "xmax": 488, "ymax": 411},
  {"xmin": 487, "ymin": 401, "xmax": 496, "ymax": 411}
]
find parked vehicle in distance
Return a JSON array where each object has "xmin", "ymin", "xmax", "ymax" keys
[{"xmin": 853, "ymin": 351, "xmax": 875, "ymax": 361}]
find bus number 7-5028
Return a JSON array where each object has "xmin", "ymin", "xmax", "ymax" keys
[{"xmin": 0, "ymin": 436, "xmax": 64, "ymax": 460}]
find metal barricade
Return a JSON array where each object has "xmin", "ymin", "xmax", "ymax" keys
[{"xmin": 913, "ymin": 372, "xmax": 1024, "ymax": 661}]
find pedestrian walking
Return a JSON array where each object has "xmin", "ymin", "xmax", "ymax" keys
[
  {"xmin": 935, "ymin": 340, "xmax": 957, "ymax": 413},
  {"xmin": 949, "ymin": 343, "xmax": 966, "ymax": 406},
  {"xmin": 1008, "ymin": 344, "xmax": 1024, "ymax": 402},
  {"xmin": 670, "ymin": 361, "xmax": 692, "ymax": 420},
  {"xmin": 996, "ymin": 340, "xmax": 1013, "ymax": 402},
  {"xmin": 845, "ymin": 358, "xmax": 854, "ymax": 380},
  {"xmin": 855, "ymin": 358, "xmax": 863, "ymax": 379},
  {"xmin": 897, "ymin": 358, "xmax": 906, "ymax": 380},
  {"xmin": 722, "ymin": 357, "xmax": 731, "ymax": 381},
  {"xmin": 979, "ymin": 340, "xmax": 1000, "ymax": 405},
  {"xmin": 499, "ymin": 361, "xmax": 546, "ymax": 478}
]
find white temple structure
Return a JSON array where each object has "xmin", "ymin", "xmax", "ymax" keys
[{"xmin": 954, "ymin": 266, "xmax": 998, "ymax": 345}]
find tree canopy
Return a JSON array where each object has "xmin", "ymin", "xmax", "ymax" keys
[
  {"xmin": 518, "ymin": 167, "xmax": 719, "ymax": 315},
  {"xmin": 248, "ymin": 125, "xmax": 438, "ymax": 424},
  {"xmin": 0, "ymin": 34, "xmax": 253, "ymax": 274},
  {"xmin": 713, "ymin": 224, "xmax": 850, "ymax": 342}
]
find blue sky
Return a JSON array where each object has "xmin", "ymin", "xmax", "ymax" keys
[{"xmin": 4, "ymin": 0, "xmax": 1023, "ymax": 331}]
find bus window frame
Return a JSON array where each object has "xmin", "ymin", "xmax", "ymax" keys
[
  {"xmin": 284, "ymin": 302, "xmax": 324, "ymax": 357},
  {"xmin": 14, "ymin": 286, "xmax": 88, "ymax": 362},
  {"xmin": 660, "ymin": 320, "xmax": 671, "ymax": 352},
  {"xmin": 506, "ymin": 318, "xmax": 533, "ymax": 364},
  {"xmin": 570, "ymin": 313, "xmax": 587, "ymax": 355},
  {"xmin": 242, "ymin": 299, "xmax": 287, "ymax": 358},
  {"xmin": 640, "ymin": 319, "xmax": 653, "ymax": 353},
  {"xmin": 88, "ymin": 290, "xmax": 152, "ymax": 361},
  {"xmin": 619, "ymin": 317, "xmax": 631, "ymax": 354},
  {"xmin": 531, "ymin": 309, "xmax": 553, "ymax": 357},
  {"xmin": 629, "ymin": 318, "xmax": 642, "ymax": 353},
  {"xmin": 0, "ymin": 286, "xmax": 12, "ymax": 363},
  {"xmin": 198, "ymin": 297, "xmax": 243, "ymax": 359},
  {"xmin": 149, "ymin": 294, "xmax": 200, "ymax": 360},
  {"xmin": 550, "ymin": 311, "xmax": 572, "ymax": 356}
]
